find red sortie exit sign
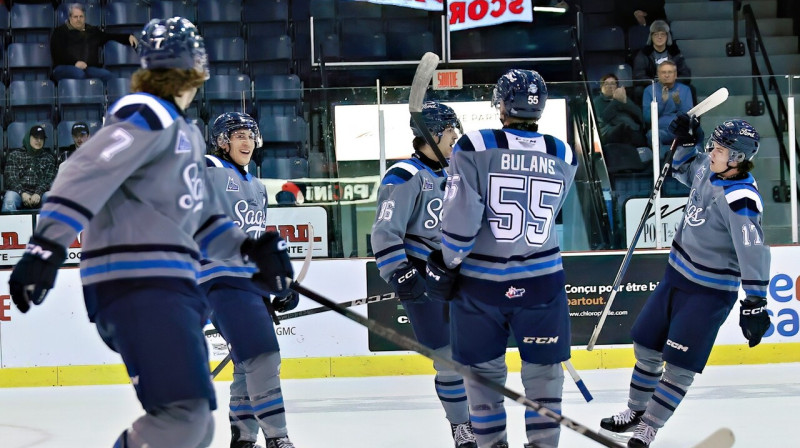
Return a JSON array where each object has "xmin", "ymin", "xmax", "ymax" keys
[{"xmin": 433, "ymin": 69, "xmax": 463, "ymax": 90}]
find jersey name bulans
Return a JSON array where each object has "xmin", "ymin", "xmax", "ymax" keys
[{"xmin": 500, "ymin": 153, "xmax": 556, "ymax": 175}]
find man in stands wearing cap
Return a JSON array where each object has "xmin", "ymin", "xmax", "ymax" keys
[
  {"xmin": 58, "ymin": 122, "xmax": 92, "ymax": 166},
  {"xmin": 632, "ymin": 20, "xmax": 692, "ymax": 104},
  {"xmin": 2, "ymin": 125, "xmax": 56, "ymax": 212}
]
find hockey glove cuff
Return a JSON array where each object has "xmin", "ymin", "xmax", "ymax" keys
[
  {"xmin": 272, "ymin": 290, "xmax": 300, "ymax": 313},
  {"xmin": 389, "ymin": 265, "xmax": 427, "ymax": 303},
  {"xmin": 739, "ymin": 295, "xmax": 770, "ymax": 348},
  {"xmin": 9, "ymin": 236, "xmax": 67, "ymax": 313},
  {"xmin": 241, "ymin": 232, "xmax": 294, "ymax": 296},
  {"xmin": 668, "ymin": 112, "xmax": 701, "ymax": 146},
  {"xmin": 425, "ymin": 250, "xmax": 460, "ymax": 302}
]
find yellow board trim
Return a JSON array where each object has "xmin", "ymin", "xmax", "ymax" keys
[{"xmin": 2, "ymin": 342, "xmax": 798, "ymax": 388}]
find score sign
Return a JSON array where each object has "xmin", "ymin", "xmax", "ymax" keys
[{"xmin": 433, "ymin": 69, "xmax": 463, "ymax": 90}]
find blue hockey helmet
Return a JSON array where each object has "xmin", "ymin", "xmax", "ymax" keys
[
  {"xmin": 138, "ymin": 17, "xmax": 210, "ymax": 80},
  {"xmin": 410, "ymin": 101, "xmax": 462, "ymax": 138},
  {"xmin": 706, "ymin": 119, "xmax": 760, "ymax": 163},
  {"xmin": 492, "ymin": 69, "xmax": 548, "ymax": 120},
  {"xmin": 211, "ymin": 112, "xmax": 262, "ymax": 149}
]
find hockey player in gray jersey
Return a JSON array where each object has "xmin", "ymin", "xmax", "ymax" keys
[
  {"xmin": 425, "ymin": 69, "xmax": 578, "ymax": 448},
  {"xmin": 371, "ymin": 101, "xmax": 477, "ymax": 448},
  {"xmin": 600, "ymin": 114, "xmax": 771, "ymax": 448},
  {"xmin": 8, "ymin": 18, "xmax": 293, "ymax": 448},
  {"xmin": 201, "ymin": 112, "xmax": 299, "ymax": 448}
]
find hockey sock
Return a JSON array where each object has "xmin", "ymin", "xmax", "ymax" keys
[
  {"xmin": 242, "ymin": 351, "xmax": 288, "ymax": 437},
  {"xmin": 465, "ymin": 356, "xmax": 508, "ymax": 447},
  {"xmin": 433, "ymin": 345, "xmax": 469, "ymax": 424},
  {"xmin": 628, "ymin": 343, "xmax": 664, "ymax": 410},
  {"xmin": 642, "ymin": 362, "xmax": 696, "ymax": 429},
  {"xmin": 229, "ymin": 364, "xmax": 259, "ymax": 442},
  {"xmin": 521, "ymin": 362, "xmax": 563, "ymax": 448}
]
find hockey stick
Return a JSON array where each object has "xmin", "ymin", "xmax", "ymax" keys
[
  {"xmin": 211, "ymin": 225, "xmax": 316, "ymax": 378},
  {"xmin": 291, "ymin": 282, "xmax": 619, "ymax": 447},
  {"xmin": 586, "ymin": 87, "xmax": 729, "ymax": 351},
  {"xmin": 409, "ymin": 52, "xmax": 449, "ymax": 168},
  {"xmin": 563, "ymin": 360, "xmax": 593, "ymax": 402},
  {"xmin": 693, "ymin": 428, "xmax": 735, "ymax": 448}
]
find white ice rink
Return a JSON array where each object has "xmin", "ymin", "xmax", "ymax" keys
[{"xmin": 1, "ymin": 362, "xmax": 797, "ymax": 447}]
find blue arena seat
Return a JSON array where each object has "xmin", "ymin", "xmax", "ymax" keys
[
  {"xmin": 387, "ymin": 31, "xmax": 435, "ymax": 61},
  {"xmin": 104, "ymin": 1, "xmax": 150, "ymax": 35},
  {"xmin": 337, "ymin": 1, "xmax": 382, "ymax": 18},
  {"xmin": 8, "ymin": 80, "xmax": 56, "ymax": 124},
  {"xmin": 247, "ymin": 35, "xmax": 293, "ymax": 77},
  {"xmin": 151, "ymin": 0, "xmax": 198, "ymax": 24},
  {"xmin": 106, "ymin": 77, "xmax": 131, "ymax": 105},
  {"xmin": 204, "ymin": 74, "xmax": 252, "ymax": 120},
  {"xmin": 627, "ymin": 25, "xmax": 651, "ymax": 52},
  {"xmin": 450, "ymin": 30, "xmax": 482, "ymax": 60},
  {"xmin": 243, "ymin": 0, "xmax": 289, "ymax": 23},
  {"xmin": 57, "ymin": 78, "xmax": 106, "ymax": 122},
  {"xmin": 10, "ymin": 3, "xmax": 54, "ymax": 43},
  {"xmin": 309, "ymin": 0, "xmax": 335, "ymax": 19},
  {"xmin": 56, "ymin": 120, "xmax": 102, "ymax": 151},
  {"xmin": 198, "ymin": 0, "xmax": 242, "ymax": 38},
  {"xmin": 7, "ymin": 121, "xmax": 55, "ymax": 150},
  {"xmin": 259, "ymin": 116, "xmax": 307, "ymax": 146},
  {"xmin": 206, "ymin": 37, "xmax": 245, "ymax": 75},
  {"xmin": 104, "ymin": 42, "xmax": 140, "ymax": 78},
  {"xmin": 253, "ymin": 74, "xmax": 302, "ymax": 118},
  {"xmin": 260, "ymin": 156, "xmax": 308, "ymax": 179},
  {"xmin": 583, "ymin": 26, "xmax": 626, "ymax": 52},
  {"xmin": 483, "ymin": 27, "xmax": 530, "ymax": 58},
  {"xmin": 7, "ymin": 42, "xmax": 51, "ymax": 81},
  {"xmin": 528, "ymin": 26, "xmax": 573, "ymax": 57},
  {"xmin": 340, "ymin": 32, "xmax": 386, "ymax": 61}
]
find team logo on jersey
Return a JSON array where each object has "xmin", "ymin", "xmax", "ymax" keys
[
  {"xmin": 233, "ymin": 199, "xmax": 266, "ymax": 238},
  {"xmin": 505, "ymin": 286, "xmax": 526, "ymax": 299},
  {"xmin": 179, "ymin": 163, "xmax": 204, "ymax": 212},
  {"xmin": 683, "ymin": 188, "xmax": 706, "ymax": 228},
  {"xmin": 695, "ymin": 164, "xmax": 707, "ymax": 180},
  {"xmin": 226, "ymin": 177, "xmax": 240, "ymax": 192},
  {"xmin": 175, "ymin": 130, "xmax": 192, "ymax": 154},
  {"xmin": 422, "ymin": 178, "xmax": 434, "ymax": 191}
]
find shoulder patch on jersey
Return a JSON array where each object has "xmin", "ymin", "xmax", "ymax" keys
[
  {"xmin": 110, "ymin": 93, "xmax": 179, "ymax": 131},
  {"xmin": 454, "ymin": 134, "xmax": 476, "ymax": 152},
  {"xmin": 381, "ymin": 162, "xmax": 418, "ymax": 185},
  {"xmin": 205, "ymin": 154, "xmax": 224, "ymax": 167},
  {"xmin": 226, "ymin": 176, "xmax": 240, "ymax": 192},
  {"xmin": 724, "ymin": 183, "xmax": 763, "ymax": 216},
  {"xmin": 175, "ymin": 130, "xmax": 192, "ymax": 154}
]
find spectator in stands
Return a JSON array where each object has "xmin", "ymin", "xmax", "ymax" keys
[
  {"xmin": 58, "ymin": 121, "xmax": 91, "ymax": 166},
  {"xmin": 594, "ymin": 74, "xmax": 648, "ymax": 147},
  {"xmin": 643, "ymin": 61, "xmax": 693, "ymax": 154},
  {"xmin": 50, "ymin": 3, "xmax": 138, "ymax": 82},
  {"xmin": 615, "ymin": 0, "xmax": 667, "ymax": 30},
  {"xmin": 633, "ymin": 20, "xmax": 691, "ymax": 84},
  {"xmin": 2, "ymin": 125, "xmax": 57, "ymax": 212}
]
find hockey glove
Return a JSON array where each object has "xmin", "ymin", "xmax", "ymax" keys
[
  {"xmin": 668, "ymin": 112, "xmax": 701, "ymax": 146},
  {"xmin": 9, "ymin": 236, "xmax": 67, "ymax": 313},
  {"xmin": 425, "ymin": 250, "xmax": 460, "ymax": 302},
  {"xmin": 272, "ymin": 290, "xmax": 300, "ymax": 313},
  {"xmin": 389, "ymin": 265, "xmax": 427, "ymax": 303},
  {"xmin": 739, "ymin": 295, "xmax": 771, "ymax": 348},
  {"xmin": 241, "ymin": 232, "xmax": 294, "ymax": 296}
]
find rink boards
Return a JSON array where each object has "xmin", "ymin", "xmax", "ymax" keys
[{"xmin": 1, "ymin": 247, "xmax": 799, "ymax": 387}]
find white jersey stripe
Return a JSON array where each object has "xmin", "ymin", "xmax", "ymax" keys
[
  {"xmin": 110, "ymin": 93, "xmax": 176, "ymax": 129},
  {"xmin": 725, "ymin": 188, "xmax": 763, "ymax": 212}
]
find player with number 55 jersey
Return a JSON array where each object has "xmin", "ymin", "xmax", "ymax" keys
[{"xmin": 426, "ymin": 69, "xmax": 577, "ymax": 448}]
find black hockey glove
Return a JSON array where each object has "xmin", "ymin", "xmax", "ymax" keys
[
  {"xmin": 739, "ymin": 295, "xmax": 771, "ymax": 348},
  {"xmin": 241, "ymin": 232, "xmax": 294, "ymax": 296},
  {"xmin": 9, "ymin": 236, "xmax": 67, "ymax": 313},
  {"xmin": 389, "ymin": 265, "xmax": 427, "ymax": 303},
  {"xmin": 272, "ymin": 290, "xmax": 300, "ymax": 313},
  {"xmin": 668, "ymin": 112, "xmax": 701, "ymax": 146},
  {"xmin": 425, "ymin": 250, "xmax": 460, "ymax": 302}
]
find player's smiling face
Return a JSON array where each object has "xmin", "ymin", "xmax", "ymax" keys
[
  {"xmin": 437, "ymin": 126, "xmax": 458, "ymax": 159},
  {"xmin": 223, "ymin": 128, "xmax": 256, "ymax": 166}
]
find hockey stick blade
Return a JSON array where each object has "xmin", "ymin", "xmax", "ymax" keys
[
  {"xmin": 688, "ymin": 87, "xmax": 729, "ymax": 118},
  {"xmin": 292, "ymin": 282, "xmax": 620, "ymax": 448},
  {"xmin": 564, "ymin": 360, "xmax": 593, "ymax": 402},
  {"xmin": 409, "ymin": 52, "xmax": 439, "ymax": 113},
  {"xmin": 586, "ymin": 87, "xmax": 730, "ymax": 351},
  {"xmin": 409, "ymin": 52, "xmax": 449, "ymax": 168},
  {"xmin": 691, "ymin": 428, "xmax": 735, "ymax": 448}
]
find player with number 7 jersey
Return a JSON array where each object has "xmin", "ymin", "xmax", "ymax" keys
[{"xmin": 426, "ymin": 69, "xmax": 577, "ymax": 448}]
